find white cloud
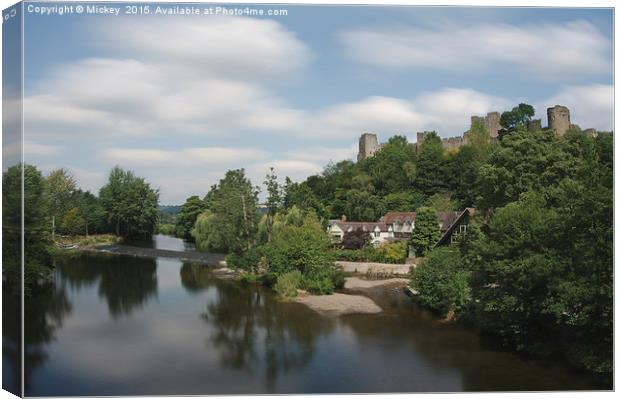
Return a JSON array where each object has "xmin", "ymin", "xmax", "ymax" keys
[
  {"xmin": 24, "ymin": 141, "xmax": 62, "ymax": 157},
  {"xmin": 100, "ymin": 147, "xmax": 270, "ymax": 167},
  {"xmin": 93, "ymin": 16, "xmax": 312, "ymax": 81},
  {"xmin": 284, "ymin": 145, "xmax": 358, "ymax": 164},
  {"xmin": 537, "ymin": 84, "xmax": 613, "ymax": 132},
  {"xmin": 24, "ymin": 58, "xmax": 308, "ymax": 140},
  {"xmin": 305, "ymin": 88, "xmax": 511, "ymax": 139},
  {"xmin": 341, "ymin": 20, "xmax": 612, "ymax": 79}
]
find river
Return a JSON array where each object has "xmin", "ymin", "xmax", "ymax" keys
[{"xmin": 5, "ymin": 234, "xmax": 606, "ymax": 395}]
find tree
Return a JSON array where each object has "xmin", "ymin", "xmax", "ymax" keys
[
  {"xmin": 263, "ymin": 212, "xmax": 340, "ymax": 294},
  {"xmin": 46, "ymin": 168, "xmax": 77, "ymax": 235},
  {"xmin": 332, "ymin": 188, "xmax": 384, "ymax": 222},
  {"xmin": 263, "ymin": 167, "xmax": 282, "ymax": 242},
  {"xmin": 3, "ymin": 164, "xmax": 51, "ymax": 295},
  {"xmin": 175, "ymin": 195, "xmax": 205, "ymax": 239},
  {"xmin": 410, "ymin": 247, "xmax": 470, "ymax": 318},
  {"xmin": 469, "ymin": 180, "xmax": 612, "ymax": 374},
  {"xmin": 409, "ymin": 207, "xmax": 440, "ymax": 257},
  {"xmin": 99, "ymin": 166, "xmax": 160, "ymax": 238},
  {"xmin": 500, "ymin": 103, "xmax": 535, "ymax": 133},
  {"xmin": 383, "ymin": 191, "xmax": 425, "ymax": 212},
  {"xmin": 426, "ymin": 192, "xmax": 457, "ymax": 213},
  {"xmin": 360, "ymin": 135, "xmax": 417, "ymax": 196},
  {"xmin": 415, "ymin": 132, "xmax": 447, "ymax": 196},
  {"xmin": 445, "ymin": 144, "xmax": 489, "ymax": 208},
  {"xmin": 477, "ymin": 130, "xmax": 583, "ymax": 210},
  {"xmin": 75, "ymin": 190, "xmax": 107, "ymax": 235},
  {"xmin": 60, "ymin": 207, "xmax": 87, "ymax": 236},
  {"xmin": 283, "ymin": 178, "xmax": 329, "ymax": 222},
  {"xmin": 341, "ymin": 227, "xmax": 370, "ymax": 249},
  {"xmin": 192, "ymin": 169, "xmax": 259, "ymax": 254}
]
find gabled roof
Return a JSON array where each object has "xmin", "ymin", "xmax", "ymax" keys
[
  {"xmin": 329, "ymin": 220, "xmax": 390, "ymax": 233},
  {"xmin": 436, "ymin": 208, "xmax": 476, "ymax": 246},
  {"xmin": 382, "ymin": 212, "xmax": 416, "ymax": 224}
]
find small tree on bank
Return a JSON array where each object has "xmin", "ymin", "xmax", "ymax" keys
[{"xmin": 409, "ymin": 207, "xmax": 440, "ymax": 257}]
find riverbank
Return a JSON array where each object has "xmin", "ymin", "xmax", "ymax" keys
[{"xmin": 293, "ymin": 277, "xmax": 410, "ymax": 316}]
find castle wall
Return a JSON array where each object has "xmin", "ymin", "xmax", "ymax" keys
[
  {"xmin": 547, "ymin": 105, "xmax": 571, "ymax": 136},
  {"xmin": 358, "ymin": 133, "xmax": 381, "ymax": 161},
  {"xmin": 358, "ymin": 105, "xmax": 590, "ymax": 161}
]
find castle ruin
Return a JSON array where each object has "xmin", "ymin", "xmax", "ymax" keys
[
  {"xmin": 357, "ymin": 133, "xmax": 384, "ymax": 161},
  {"xmin": 357, "ymin": 105, "xmax": 593, "ymax": 161},
  {"xmin": 547, "ymin": 105, "xmax": 571, "ymax": 136}
]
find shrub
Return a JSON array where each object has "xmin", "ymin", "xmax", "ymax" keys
[
  {"xmin": 263, "ymin": 214, "xmax": 340, "ymax": 295},
  {"xmin": 60, "ymin": 208, "xmax": 87, "ymax": 236},
  {"xmin": 341, "ymin": 227, "xmax": 370, "ymax": 249},
  {"xmin": 375, "ymin": 240, "xmax": 408, "ymax": 263},
  {"xmin": 275, "ymin": 271, "xmax": 303, "ymax": 299},
  {"xmin": 410, "ymin": 247, "xmax": 471, "ymax": 318},
  {"xmin": 333, "ymin": 240, "xmax": 408, "ymax": 264},
  {"xmin": 225, "ymin": 245, "xmax": 263, "ymax": 273}
]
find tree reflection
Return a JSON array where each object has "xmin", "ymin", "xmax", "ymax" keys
[
  {"xmin": 180, "ymin": 263, "xmax": 214, "ymax": 293},
  {"xmin": 202, "ymin": 276, "xmax": 334, "ymax": 391},
  {"xmin": 58, "ymin": 253, "xmax": 157, "ymax": 318},
  {"xmin": 4, "ymin": 279, "xmax": 75, "ymax": 395}
]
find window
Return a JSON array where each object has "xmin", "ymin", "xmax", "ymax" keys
[{"xmin": 374, "ymin": 231, "xmax": 380, "ymax": 238}]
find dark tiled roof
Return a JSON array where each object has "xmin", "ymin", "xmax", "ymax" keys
[
  {"xmin": 382, "ymin": 212, "xmax": 416, "ymax": 224},
  {"xmin": 438, "ymin": 211, "xmax": 459, "ymax": 232},
  {"xmin": 329, "ymin": 220, "xmax": 390, "ymax": 233},
  {"xmin": 436, "ymin": 208, "xmax": 476, "ymax": 246}
]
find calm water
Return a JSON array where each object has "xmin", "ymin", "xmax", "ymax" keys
[{"xmin": 7, "ymin": 235, "xmax": 606, "ymax": 395}]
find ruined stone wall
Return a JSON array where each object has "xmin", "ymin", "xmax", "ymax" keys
[
  {"xmin": 441, "ymin": 136, "xmax": 466, "ymax": 151},
  {"xmin": 527, "ymin": 119, "xmax": 542, "ymax": 132},
  {"xmin": 547, "ymin": 105, "xmax": 571, "ymax": 136},
  {"xmin": 358, "ymin": 133, "xmax": 381, "ymax": 161},
  {"xmin": 484, "ymin": 112, "xmax": 501, "ymax": 138}
]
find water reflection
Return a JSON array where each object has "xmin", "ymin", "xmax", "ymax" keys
[
  {"xmin": 58, "ymin": 254, "xmax": 158, "ymax": 318},
  {"xmin": 180, "ymin": 263, "xmax": 213, "ymax": 293},
  {"xmin": 124, "ymin": 234, "xmax": 196, "ymax": 252},
  {"xmin": 5, "ymin": 284, "xmax": 72, "ymax": 395},
  {"xmin": 203, "ymin": 275, "xmax": 334, "ymax": 392},
  {"xmin": 18, "ymin": 237, "xmax": 606, "ymax": 395}
]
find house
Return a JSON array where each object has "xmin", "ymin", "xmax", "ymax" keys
[
  {"xmin": 381, "ymin": 212, "xmax": 416, "ymax": 237},
  {"xmin": 381, "ymin": 211, "xmax": 463, "ymax": 239},
  {"xmin": 436, "ymin": 208, "xmax": 476, "ymax": 246},
  {"xmin": 327, "ymin": 219, "xmax": 394, "ymax": 246},
  {"xmin": 329, "ymin": 208, "xmax": 476, "ymax": 248}
]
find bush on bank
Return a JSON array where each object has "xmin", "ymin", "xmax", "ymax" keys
[{"xmin": 333, "ymin": 240, "xmax": 407, "ymax": 264}]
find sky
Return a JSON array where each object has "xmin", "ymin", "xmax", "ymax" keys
[{"xmin": 5, "ymin": 3, "xmax": 614, "ymax": 204}]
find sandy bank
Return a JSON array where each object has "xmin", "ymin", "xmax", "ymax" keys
[
  {"xmin": 344, "ymin": 277, "xmax": 409, "ymax": 290},
  {"xmin": 294, "ymin": 292, "xmax": 382, "ymax": 316}
]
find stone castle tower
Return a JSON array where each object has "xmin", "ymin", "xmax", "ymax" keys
[
  {"xmin": 358, "ymin": 133, "xmax": 382, "ymax": 161},
  {"xmin": 547, "ymin": 105, "xmax": 571, "ymax": 136},
  {"xmin": 356, "ymin": 105, "xmax": 584, "ymax": 161},
  {"xmin": 470, "ymin": 112, "xmax": 502, "ymax": 138}
]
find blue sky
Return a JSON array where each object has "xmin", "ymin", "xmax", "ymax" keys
[{"xmin": 9, "ymin": 3, "xmax": 614, "ymax": 203}]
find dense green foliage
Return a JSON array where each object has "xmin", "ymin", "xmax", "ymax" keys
[
  {"xmin": 191, "ymin": 169, "xmax": 260, "ymax": 254},
  {"xmin": 410, "ymin": 247, "xmax": 470, "ymax": 317},
  {"xmin": 333, "ymin": 240, "xmax": 407, "ymax": 264},
  {"xmin": 174, "ymin": 195, "xmax": 205, "ymax": 239},
  {"xmin": 2, "ymin": 164, "xmax": 52, "ymax": 296},
  {"xmin": 404, "ymin": 128, "xmax": 612, "ymax": 376},
  {"xmin": 274, "ymin": 271, "xmax": 303, "ymax": 299},
  {"xmin": 99, "ymin": 166, "xmax": 160, "ymax": 238},
  {"xmin": 409, "ymin": 207, "xmax": 440, "ymax": 257},
  {"xmin": 499, "ymin": 103, "xmax": 535, "ymax": 133}
]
